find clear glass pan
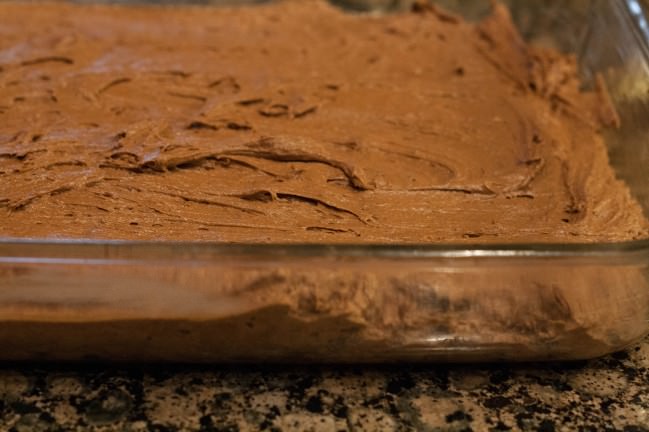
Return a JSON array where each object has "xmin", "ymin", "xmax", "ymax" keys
[{"xmin": 1, "ymin": 0, "xmax": 648, "ymax": 362}]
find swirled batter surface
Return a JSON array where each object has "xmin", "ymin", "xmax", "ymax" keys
[{"xmin": 1, "ymin": 0, "xmax": 647, "ymax": 242}]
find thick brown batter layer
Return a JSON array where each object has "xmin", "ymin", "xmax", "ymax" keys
[{"xmin": 0, "ymin": 0, "xmax": 647, "ymax": 242}]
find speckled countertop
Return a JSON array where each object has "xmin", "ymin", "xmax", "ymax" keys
[{"xmin": 0, "ymin": 338, "xmax": 647, "ymax": 431}]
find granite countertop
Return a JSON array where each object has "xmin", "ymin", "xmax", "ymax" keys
[{"xmin": 0, "ymin": 339, "xmax": 646, "ymax": 431}]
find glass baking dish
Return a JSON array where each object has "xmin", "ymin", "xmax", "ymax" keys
[{"xmin": 0, "ymin": 0, "xmax": 648, "ymax": 362}]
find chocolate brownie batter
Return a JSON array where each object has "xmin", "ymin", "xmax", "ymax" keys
[
  {"xmin": 0, "ymin": 0, "xmax": 647, "ymax": 242},
  {"xmin": 0, "ymin": 1, "xmax": 648, "ymax": 362}
]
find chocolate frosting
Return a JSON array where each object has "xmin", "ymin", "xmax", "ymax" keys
[{"xmin": 0, "ymin": 0, "xmax": 647, "ymax": 242}]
